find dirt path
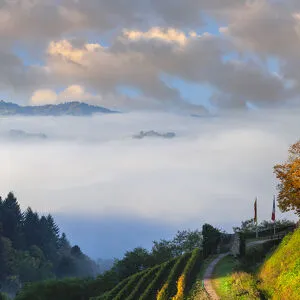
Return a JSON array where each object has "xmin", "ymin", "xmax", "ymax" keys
[{"xmin": 203, "ymin": 253, "xmax": 229, "ymax": 300}]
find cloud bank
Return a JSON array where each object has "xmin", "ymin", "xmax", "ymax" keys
[{"xmin": 0, "ymin": 111, "xmax": 298, "ymax": 256}]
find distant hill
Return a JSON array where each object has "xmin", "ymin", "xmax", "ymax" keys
[
  {"xmin": 0, "ymin": 101, "xmax": 116, "ymax": 116},
  {"xmin": 14, "ymin": 249, "xmax": 202, "ymax": 300},
  {"xmin": 9, "ymin": 129, "xmax": 47, "ymax": 140}
]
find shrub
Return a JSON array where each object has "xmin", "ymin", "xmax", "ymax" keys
[
  {"xmin": 139, "ymin": 259, "xmax": 175, "ymax": 300},
  {"xmin": 15, "ymin": 275, "xmax": 116, "ymax": 300},
  {"xmin": 90, "ymin": 276, "xmax": 131, "ymax": 300},
  {"xmin": 242, "ymin": 240, "xmax": 280, "ymax": 272},
  {"xmin": 15, "ymin": 278, "xmax": 90, "ymax": 300},
  {"xmin": 172, "ymin": 249, "xmax": 202, "ymax": 300},
  {"xmin": 228, "ymin": 272, "xmax": 260, "ymax": 299},
  {"xmin": 113, "ymin": 269, "xmax": 147, "ymax": 300},
  {"xmin": 171, "ymin": 275, "xmax": 185, "ymax": 300},
  {"xmin": 127, "ymin": 265, "xmax": 160, "ymax": 300},
  {"xmin": 239, "ymin": 234, "xmax": 246, "ymax": 257},
  {"xmin": 0, "ymin": 293, "xmax": 10, "ymax": 300},
  {"xmin": 156, "ymin": 252, "xmax": 191, "ymax": 300},
  {"xmin": 156, "ymin": 283, "xmax": 168, "ymax": 300}
]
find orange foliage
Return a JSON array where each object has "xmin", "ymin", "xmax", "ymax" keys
[
  {"xmin": 274, "ymin": 141, "xmax": 300, "ymax": 216},
  {"xmin": 156, "ymin": 283, "xmax": 168, "ymax": 300},
  {"xmin": 171, "ymin": 275, "xmax": 185, "ymax": 300}
]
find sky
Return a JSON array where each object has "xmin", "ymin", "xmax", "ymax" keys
[
  {"xmin": 0, "ymin": 0, "xmax": 300, "ymax": 111},
  {"xmin": 0, "ymin": 0, "xmax": 300, "ymax": 258}
]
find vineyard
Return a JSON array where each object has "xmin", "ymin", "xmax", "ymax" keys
[{"xmin": 91, "ymin": 248, "xmax": 203, "ymax": 300}]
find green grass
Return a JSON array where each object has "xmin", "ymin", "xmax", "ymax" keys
[
  {"xmin": 211, "ymin": 255, "xmax": 239, "ymax": 299},
  {"xmin": 259, "ymin": 227, "xmax": 300, "ymax": 300},
  {"xmin": 211, "ymin": 256, "xmax": 260, "ymax": 300}
]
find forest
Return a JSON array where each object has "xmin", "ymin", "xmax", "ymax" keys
[{"xmin": 0, "ymin": 192, "xmax": 98, "ymax": 297}]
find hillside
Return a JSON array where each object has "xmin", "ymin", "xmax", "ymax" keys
[
  {"xmin": 15, "ymin": 249, "xmax": 204, "ymax": 300},
  {"xmin": 0, "ymin": 101, "xmax": 115, "ymax": 116},
  {"xmin": 0, "ymin": 193, "xmax": 99, "ymax": 298},
  {"xmin": 2, "ymin": 204, "xmax": 222, "ymax": 300},
  {"xmin": 258, "ymin": 227, "xmax": 300, "ymax": 299},
  {"xmin": 208, "ymin": 225, "xmax": 299, "ymax": 300}
]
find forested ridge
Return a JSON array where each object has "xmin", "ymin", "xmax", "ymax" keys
[
  {"xmin": 3, "ymin": 190, "xmax": 297, "ymax": 300},
  {"xmin": 0, "ymin": 192, "xmax": 225, "ymax": 299},
  {"xmin": 0, "ymin": 192, "xmax": 98, "ymax": 297}
]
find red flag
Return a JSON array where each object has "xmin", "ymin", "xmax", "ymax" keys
[
  {"xmin": 272, "ymin": 197, "xmax": 276, "ymax": 221},
  {"xmin": 254, "ymin": 198, "xmax": 257, "ymax": 224}
]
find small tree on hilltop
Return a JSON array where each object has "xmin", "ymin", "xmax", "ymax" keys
[{"xmin": 274, "ymin": 141, "xmax": 300, "ymax": 216}]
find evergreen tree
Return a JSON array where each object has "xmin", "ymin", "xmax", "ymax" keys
[
  {"xmin": 0, "ymin": 237, "xmax": 15, "ymax": 281},
  {"xmin": 1, "ymin": 193, "xmax": 23, "ymax": 248},
  {"xmin": 58, "ymin": 233, "xmax": 71, "ymax": 255},
  {"xmin": 39, "ymin": 216, "xmax": 59, "ymax": 262},
  {"xmin": 23, "ymin": 207, "xmax": 40, "ymax": 249}
]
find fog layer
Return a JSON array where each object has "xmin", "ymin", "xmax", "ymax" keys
[{"xmin": 0, "ymin": 110, "xmax": 298, "ymax": 258}]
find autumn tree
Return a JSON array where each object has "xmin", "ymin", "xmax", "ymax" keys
[{"xmin": 274, "ymin": 141, "xmax": 300, "ymax": 216}]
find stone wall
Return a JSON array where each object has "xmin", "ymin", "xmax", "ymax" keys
[{"xmin": 230, "ymin": 233, "xmax": 240, "ymax": 257}]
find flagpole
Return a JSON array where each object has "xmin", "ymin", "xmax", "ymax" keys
[
  {"xmin": 255, "ymin": 197, "xmax": 258, "ymax": 238},
  {"xmin": 273, "ymin": 195, "xmax": 276, "ymax": 235},
  {"xmin": 256, "ymin": 221, "xmax": 258, "ymax": 238}
]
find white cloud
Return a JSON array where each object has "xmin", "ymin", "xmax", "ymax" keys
[
  {"xmin": 123, "ymin": 27, "xmax": 198, "ymax": 46},
  {"xmin": 31, "ymin": 88, "xmax": 58, "ymax": 105},
  {"xmin": 31, "ymin": 85, "xmax": 97, "ymax": 105}
]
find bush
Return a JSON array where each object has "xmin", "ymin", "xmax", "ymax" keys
[
  {"xmin": 156, "ymin": 252, "xmax": 191, "ymax": 300},
  {"xmin": 239, "ymin": 234, "xmax": 246, "ymax": 257},
  {"xmin": 127, "ymin": 265, "xmax": 160, "ymax": 300},
  {"xmin": 241, "ymin": 240, "xmax": 280, "ymax": 272},
  {"xmin": 90, "ymin": 276, "xmax": 131, "ymax": 300},
  {"xmin": 139, "ymin": 258, "xmax": 176, "ymax": 300},
  {"xmin": 172, "ymin": 249, "xmax": 202, "ymax": 300},
  {"xmin": 0, "ymin": 293, "xmax": 10, "ymax": 300},
  {"xmin": 15, "ymin": 278, "xmax": 89, "ymax": 300},
  {"xmin": 15, "ymin": 275, "xmax": 116, "ymax": 300},
  {"xmin": 227, "ymin": 272, "xmax": 260, "ymax": 299},
  {"xmin": 113, "ymin": 269, "xmax": 147, "ymax": 300}
]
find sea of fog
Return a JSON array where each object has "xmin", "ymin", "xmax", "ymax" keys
[{"xmin": 0, "ymin": 110, "xmax": 298, "ymax": 258}]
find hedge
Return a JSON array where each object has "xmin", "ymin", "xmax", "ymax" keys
[
  {"xmin": 113, "ymin": 269, "xmax": 147, "ymax": 300},
  {"xmin": 156, "ymin": 252, "xmax": 191, "ymax": 300},
  {"xmin": 91, "ymin": 277, "xmax": 131, "ymax": 300},
  {"xmin": 172, "ymin": 249, "xmax": 202, "ymax": 300},
  {"xmin": 126, "ymin": 265, "xmax": 160, "ymax": 300},
  {"xmin": 139, "ymin": 259, "xmax": 176, "ymax": 300}
]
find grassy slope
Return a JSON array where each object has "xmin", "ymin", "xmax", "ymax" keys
[
  {"xmin": 259, "ymin": 227, "xmax": 300, "ymax": 300},
  {"xmin": 211, "ymin": 255, "xmax": 239, "ymax": 299},
  {"xmin": 211, "ymin": 256, "xmax": 260, "ymax": 300},
  {"xmin": 92, "ymin": 251, "xmax": 204, "ymax": 300}
]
